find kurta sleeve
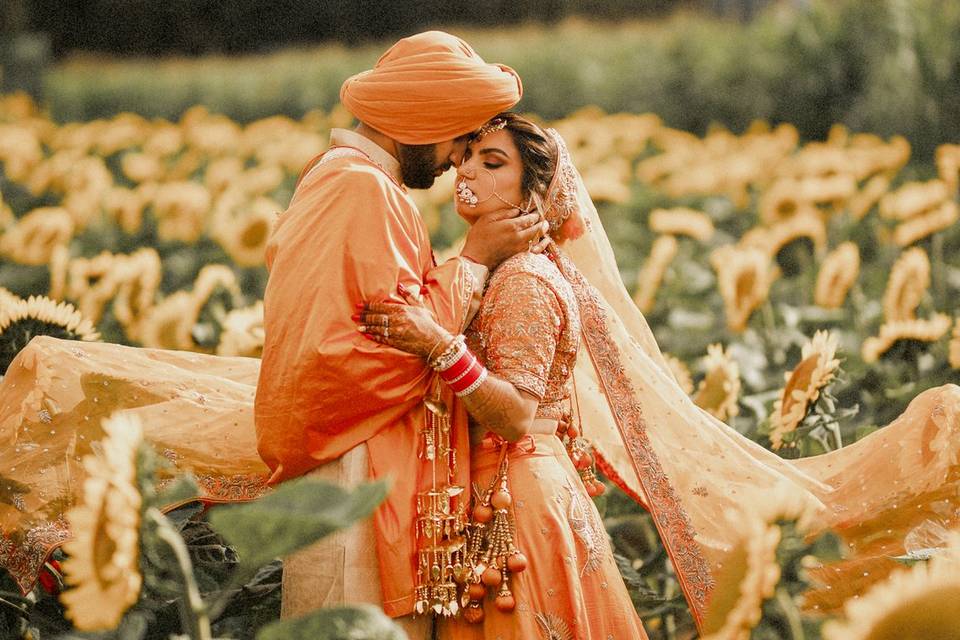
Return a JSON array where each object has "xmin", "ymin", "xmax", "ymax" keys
[
  {"xmin": 479, "ymin": 272, "xmax": 563, "ymax": 400},
  {"xmin": 256, "ymin": 160, "xmax": 480, "ymax": 479}
]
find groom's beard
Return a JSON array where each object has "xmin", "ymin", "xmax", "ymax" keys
[{"xmin": 397, "ymin": 142, "xmax": 442, "ymax": 189}]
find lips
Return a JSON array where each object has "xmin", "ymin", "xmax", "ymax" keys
[{"xmin": 456, "ymin": 180, "xmax": 479, "ymax": 206}]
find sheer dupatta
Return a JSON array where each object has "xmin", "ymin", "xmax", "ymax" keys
[{"xmin": 541, "ymin": 141, "xmax": 960, "ymax": 630}]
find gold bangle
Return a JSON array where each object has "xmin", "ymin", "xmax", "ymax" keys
[
  {"xmin": 431, "ymin": 335, "xmax": 466, "ymax": 371},
  {"xmin": 427, "ymin": 334, "xmax": 454, "ymax": 363}
]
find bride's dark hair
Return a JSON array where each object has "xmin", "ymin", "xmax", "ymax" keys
[{"xmin": 481, "ymin": 112, "xmax": 558, "ymax": 205}]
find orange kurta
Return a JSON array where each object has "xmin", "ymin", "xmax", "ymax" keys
[{"xmin": 254, "ymin": 129, "xmax": 483, "ymax": 617}]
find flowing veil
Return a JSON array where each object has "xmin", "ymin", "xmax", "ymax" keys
[{"xmin": 545, "ymin": 137, "xmax": 960, "ymax": 630}]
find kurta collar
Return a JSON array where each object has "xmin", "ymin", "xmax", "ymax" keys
[{"xmin": 329, "ymin": 128, "xmax": 403, "ymax": 185}]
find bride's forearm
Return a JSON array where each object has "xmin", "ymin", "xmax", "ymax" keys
[{"xmin": 458, "ymin": 374, "xmax": 538, "ymax": 442}]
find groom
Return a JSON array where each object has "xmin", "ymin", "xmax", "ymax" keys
[{"xmin": 254, "ymin": 31, "xmax": 546, "ymax": 637}]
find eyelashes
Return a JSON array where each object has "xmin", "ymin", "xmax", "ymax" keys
[{"xmin": 484, "ymin": 163, "xmax": 503, "ymax": 169}]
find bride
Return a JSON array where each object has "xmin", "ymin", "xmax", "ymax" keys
[{"xmin": 1, "ymin": 113, "xmax": 958, "ymax": 636}]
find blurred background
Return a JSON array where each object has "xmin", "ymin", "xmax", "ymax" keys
[
  {"xmin": 2, "ymin": 1, "xmax": 960, "ymax": 639},
  {"xmin": 2, "ymin": 0, "xmax": 957, "ymax": 157}
]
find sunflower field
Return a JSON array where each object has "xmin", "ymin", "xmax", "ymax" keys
[{"xmin": 1, "ymin": 73, "xmax": 960, "ymax": 639}]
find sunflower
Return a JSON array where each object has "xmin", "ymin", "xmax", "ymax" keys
[
  {"xmin": 861, "ymin": 313, "xmax": 952, "ymax": 364},
  {"xmin": 48, "ymin": 244, "xmax": 70, "ymax": 300},
  {"xmin": 882, "ymin": 247, "xmax": 930, "ymax": 322},
  {"xmin": 700, "ymin": 508, "xmax": 782, "ymax": 640},
  {"xmin": 582, "ymin": 157, "xmax": 632, "ymax": 204},
  {"xmin": 0, "ymin": 287, "xmax": 21, "ymax": 310},
  {"xmin": 142, "ymin": 123, "xmax": 184, "ymax": 159},
  {"xmin": 711, "ymin": 246, "xmax": 780, "ymax": 333},
  {"xmin": 878, "ymin": 179, "xmax": 948, "ymax": 221},
  {"xmin": 204, "ymin": 156, "xmax": 246, "ymax": 195},
  {"xmin": 216, "ymin": 301, "xmax": 265, "ymax": 358},
  {"xmin": 936, "ymin": 143, "xmax": 960, "ymax": 194},
  {"xmin": 740, "ymin": 214, "xmax": 827, "ymax": 259},
  {"xmin": 151, "ymin": 181, "xmax": 211, "ymax": 243},
  {"xmin": 60, "ymin": 412, "xmax": 143, "ymax": 631},
  {"xmin": 240, "ymin": 163, "xmax": 285, "ymax": 197},
  {"xmin": 0, "ymin": 207, "xmax": 74, "ymax": 266},
  {"xmin": 67, "ymin": 251, "xmax": 121, "ymax": 323},
  {"xmin": 693, "ymin": 343, "xmax": 741, "ymax": 422},
  {"xmin": 111, "ymin": 249, "xmax": 163, "ymax": 338},
  {"xmin": 102, "ymin": 187, "xmax": 147, "ymax": 235},
  {"xmin": 95, "ymin": 113, "xmax": 149, "ymax": 156},
  {"xmin": 769, "ymin": 331, "xmax": 841, "ymax": 450},
  {"xmin": 648, "ymin": 207, "xmax": 715, "ymax": 242},
  {"xmin": 633, "ymin": 235, "xmax": 678, "ymax": 313},
  {"xmin": 663, "ymin": 353, "xmax": 694, "ymax": 395},
  {"xmin": 815, "ymin": 242, "xmax": 860, "ymax": 309},
  {"xmin": 892, "ymin": 200, "xmax": 959, "ymax": 247},
  {"xmin": 176, "ymin": 265, "xmax": 241, "ymax": 352},
  {"xmin": 822, "ymin": 534, "xmax": 960, "ymax": 640},
  {"xmin": 758, "ymin": 179, "xmax": 817, "ymax": 225},
  {"xmin": 212, "ymin": 197, "xmax": 279, "ymax": 267},
  {"xmin": 138, "ymin": 292, "xmax": 194, "ymax": 350},
  {"xmin": 0, "ymin": 295, "xmax": 100, "ymax": 374},
  {"xmin": 949, "ymin": 318, "xmax": 960, "ymax": 370},
  {"xmin": 120, "ymin": 151, "xmax": 164, "ymax": 184},
  {"xmin": 799, "ymin": 173, "xmax": 857, "ymax": 208},
  {"xmin": 848, "ymin": 174, "xmax": 890, "ymax": 220}
]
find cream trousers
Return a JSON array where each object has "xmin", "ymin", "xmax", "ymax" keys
[{"xmin": 280, "ymin": 442, "xmax": 433, "ymax": 639}]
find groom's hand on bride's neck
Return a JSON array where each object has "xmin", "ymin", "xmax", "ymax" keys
[{"xmin": 460, "ymin": 208, "xmax": 550, "ymax": 269}]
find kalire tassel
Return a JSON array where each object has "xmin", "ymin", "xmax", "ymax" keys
[
  {"xmin": 415, "ymin": 393, "xmax": 469, "ymax": 617},
  {"xmin": 462, "ymin": 442, "xmax": 528, "ymax": 622}
]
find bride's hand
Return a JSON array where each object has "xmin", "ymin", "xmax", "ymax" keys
[{"xmin": 355, "ymin": 301, "xmax": 452, "ymax": 360}]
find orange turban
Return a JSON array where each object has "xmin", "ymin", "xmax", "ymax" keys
[{"xmin": 340, "ymin": 31, "xmax": 523, "ymax": 145}]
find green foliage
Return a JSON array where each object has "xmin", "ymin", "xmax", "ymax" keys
[
  {"xmin": 206, "ymin": 476, "xmax": 389, "ymax": 586},
  {"xmin": 255, "ymin": 605, "xmax": 406, "ymax": 640},
  {"xmin": 40, "ymin": 1, "xmax": 960, "ymax": 158}
]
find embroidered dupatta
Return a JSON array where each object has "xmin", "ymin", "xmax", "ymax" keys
[{"xmin": 547, "ymin": 157, "xmax": 960, "ymax": 631}]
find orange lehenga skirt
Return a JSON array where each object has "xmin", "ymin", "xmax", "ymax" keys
[{"xmin": 439, "ymin": 433, "xmax": 649, "ymax": 640}]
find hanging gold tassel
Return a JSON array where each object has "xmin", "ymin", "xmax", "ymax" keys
[
  {"xmin": 414, "ymin": 387, "xmax": 469, "ymax": 617},
  {"xmin": 462, "ymin": 442, "xmax": 528, "ymax": 623}
]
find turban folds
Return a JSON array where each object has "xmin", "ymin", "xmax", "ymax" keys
[{"xmin": 340, "ymin": 31, "xmax": 523, "ymax": 145}]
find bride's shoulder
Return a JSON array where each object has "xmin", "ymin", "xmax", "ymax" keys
[{"xmin": 490, "ymin": 252, "xmax": 569, "ymax": 292}]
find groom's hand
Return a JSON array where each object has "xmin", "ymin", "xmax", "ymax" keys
[{"xmin": 461, "ymin": 208, "xmax": 550, "ymax": 269}]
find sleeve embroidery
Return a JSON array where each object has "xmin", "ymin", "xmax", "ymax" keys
[{"xmin": 480, "ymin": 272, "xmax": 564, "ymax": 400}]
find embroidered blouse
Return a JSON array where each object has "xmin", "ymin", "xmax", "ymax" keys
[{"xmin": 466, "ymin": 251, "xmax": 581, "ymax": 422}]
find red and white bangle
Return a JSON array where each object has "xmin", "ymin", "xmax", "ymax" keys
[
  {"xmin": 454, "ymin": 366, "xmax": 488, "ymax": 397},
  {"xmin": 430, "ymin": 334, "xmax": 488, "ymax": 397}
]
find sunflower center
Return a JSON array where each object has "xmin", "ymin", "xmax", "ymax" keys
[
  {"xmin": 702, "ymin": 544, "xmax": 750, "ymax": 634},
  {"xmin": 92, "ymin": 491, "xmax": 119, "ymax": 586},
  {"xmin": 781, "ymin": 356, "xmax": 818, "ymax": 416},
  {"xmin": 735, "ymin": 269, "xmax": 758, "ymax": 302},
  {"xmin": 241, "ymin": 219, "xmax": 269, "ymax": 248},
  {"xmin": 864, "ymin": 586, "xmax": 960, "ymax": 639},
  {"xmin": 695, "ymin": 370, "xmax": 729, "ymax": 411}
]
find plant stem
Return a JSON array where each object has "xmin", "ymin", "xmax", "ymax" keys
[
  {"xmin": 148, "ymin": 508, "xmax": 212, "ymax": 640},
  {"xmin": 827, "ymin": 420, "xmax": 843, "ymax": 450},
  {"xmin": 775, "ymin": 586, "xmax": 805, "ymax": 640}
]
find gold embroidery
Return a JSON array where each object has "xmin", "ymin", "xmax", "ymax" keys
[
  {"xmin": 564, "ymin": 479, "xmax": 606, "ymax": 575},
  {"xmin": 553, "ymin": 250, "xmax": 715, "ymax": 623},
  {"xmin": 467, "ymin": 252, "xmax": 579, "ymax": 422},
  {"xmin": 534, "ymin": 612, "xmax": 575, "ymax": 640}
]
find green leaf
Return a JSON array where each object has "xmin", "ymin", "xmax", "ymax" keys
[
  {"xmin": 255, "ymin": 604, "xmax": 406, "ymax": 640},
  {"xmin": 156, "ymin": 475, "xmax": 202, "ymax": 507},
  {"xmin": 207, "ymin": 477, "xmax": 388, "ymax": 576}
]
